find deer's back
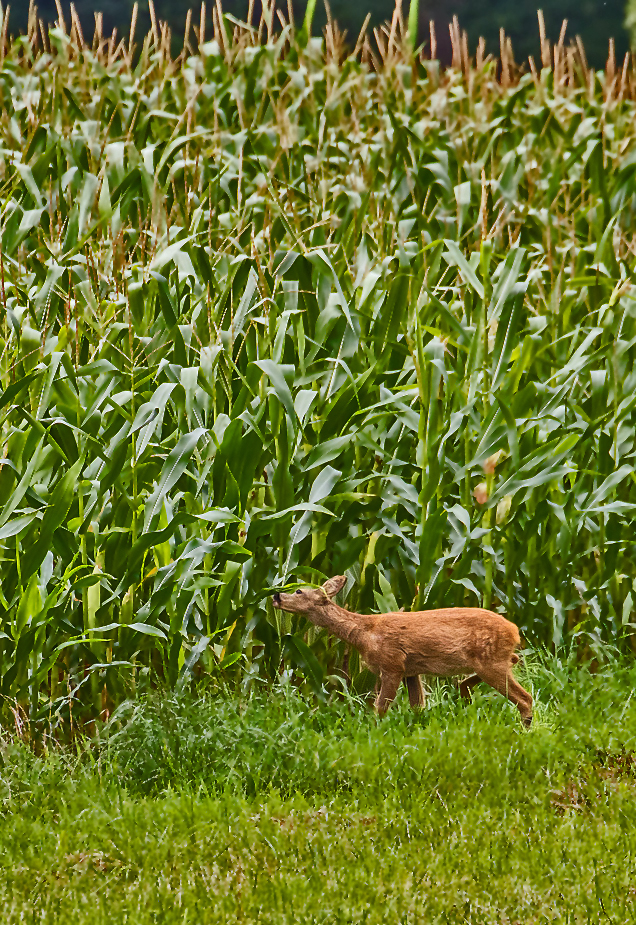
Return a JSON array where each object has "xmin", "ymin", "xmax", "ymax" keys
[{"xmin": 363, "ymin": 607, "xmax": 520, "ymax": 677}]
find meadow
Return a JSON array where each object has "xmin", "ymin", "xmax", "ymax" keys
[
  {"xmin": 0, "ymin": 0, "xmax": 635, "ymax": 725},
  {"xmin": 2, "ymin": 657, "xmax": 636, "ymax": 923}
]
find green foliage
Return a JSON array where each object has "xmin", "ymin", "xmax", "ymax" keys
[
  {"xmin": 3, "ymin": 660, "xmax": 636, "ymax": 921},
  {"xmin": 627, "ymin": 0, "xmax": 636, "ymax": 48},
  {"xmin": 1, "ymin": 6, "xmax": 636, "ymax": 724}
]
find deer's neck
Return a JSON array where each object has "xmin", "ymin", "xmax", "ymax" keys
[{"xmin": 310, "ymin": 602, "xmax": 372, "ymax": 648}]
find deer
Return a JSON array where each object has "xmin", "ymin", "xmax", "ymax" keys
[{"xmin": 272, "ymin": 575, "xmax": 533, "ymax": 726}]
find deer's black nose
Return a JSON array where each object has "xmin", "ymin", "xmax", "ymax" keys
[{"xmin": 272, "ymin": 593, "xmax": 281, "ymax": 606}]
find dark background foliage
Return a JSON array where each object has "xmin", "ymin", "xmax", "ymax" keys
[{"xmin": 11, "ymin": 0, "xmax": 628, "ymax": 67}]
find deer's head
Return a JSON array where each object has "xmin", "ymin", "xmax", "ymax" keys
[{"xmin": 272, "ymin": 575, "xmax": 347, "ymax": 622}]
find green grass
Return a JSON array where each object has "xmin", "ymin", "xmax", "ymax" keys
[{"xmin": 3, "ymin": 658, "xmax": 636, "ymax": 923}]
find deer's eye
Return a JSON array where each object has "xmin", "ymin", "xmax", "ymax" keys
[{"xmin": 295, "ymin": 589, "xmax": 303, "ymax": 595}]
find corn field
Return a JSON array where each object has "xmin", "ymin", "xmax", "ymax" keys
[{"xmin": 1, "ymin": 0, "xmax": 636, "ymax": 725}]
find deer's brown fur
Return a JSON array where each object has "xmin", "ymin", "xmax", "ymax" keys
[{"xmin": 273, "ymin": 575, "xmax": 532, "ymax": 726}]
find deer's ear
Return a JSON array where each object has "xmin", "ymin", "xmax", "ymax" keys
[{"xmin": 322, "ymin": 575, "xmax": 347, "ymax": 598}]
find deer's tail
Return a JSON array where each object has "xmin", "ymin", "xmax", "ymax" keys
[{"xmin": 511, "ymin": 653, "xmax": 520, "ymax": 665}]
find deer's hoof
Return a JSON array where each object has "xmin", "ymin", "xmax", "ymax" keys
[{"xmin": 522, "ymin": 715, "xmax": 533, "ymax": 728}]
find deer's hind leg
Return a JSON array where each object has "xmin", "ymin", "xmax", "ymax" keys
[
  {"xmin": 459, "ymin": 674, "xmax": 482, "ymax": 700},
  {"xmin": 476, "ymin": 662, "xmax": 533, "ymax": 727},
  {"xmin": 404, "ymin": 675, "xmax": 425, "ymax": 710}
]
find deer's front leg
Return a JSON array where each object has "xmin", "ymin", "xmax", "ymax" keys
[{"xmin": 375, "ymin": 672, "xmax": 401, "ymax": 717}]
